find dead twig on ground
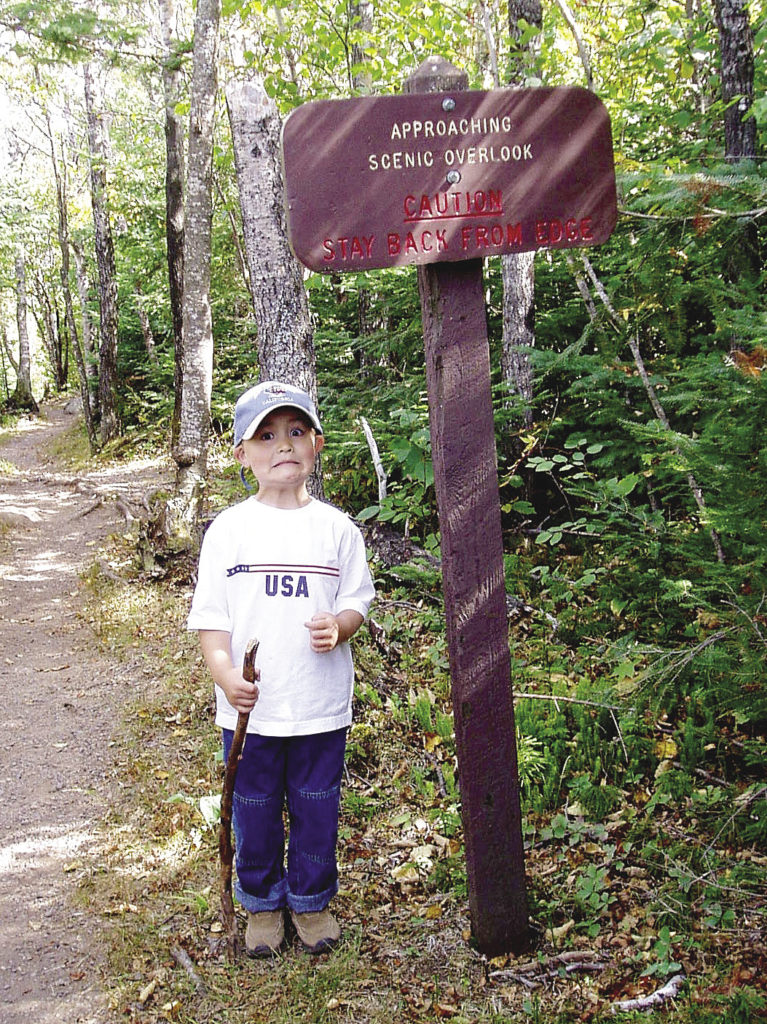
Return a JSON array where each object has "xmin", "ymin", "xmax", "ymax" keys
[
  {"xmin": 489, "ymin": 949, "xmax": 609, "ymax": 988},
  {"xmin": 611, "ymin": 972, "xmax": 685, "ymax": 1014},
  {"xmin": 170, "ymin": 944, "xmax": 207, "ymax": 995}
]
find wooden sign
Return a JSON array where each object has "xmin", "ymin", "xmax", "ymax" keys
[
  {"xmin": 276, "ymin": 56, "xmax": 619, "ymax": 957},
  {"xmin": 281, "ymin": 86, "xmax": 617, "ymax": 272}
]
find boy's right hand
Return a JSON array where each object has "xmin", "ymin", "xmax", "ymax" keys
[
  {"xmin": 198, "ymin": 630, "xmax": 260, "ymax": 715},
  {"xmin": 220, "ymin": 665, "xmax": 260, "ymax": 714}
]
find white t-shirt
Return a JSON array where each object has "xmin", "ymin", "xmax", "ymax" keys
[{"xmin": 187, "ymin": 497, "xmax": 375, "ymax": 736}]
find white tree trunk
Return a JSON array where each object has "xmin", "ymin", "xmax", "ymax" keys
[
  {"xmin": 83, "ymin": 63, "xmax": 120, "ymax": 445},
  {"xmin": 11, "ymin": 251, "xmax": 38, "ymax": 412},
  {"xmin": 225, "ymin": 79, "xmax": 316, "ymax": 393},
  {"xmin": 158, "ymin": 0, "xmax": 186, "ymax": 448},
  {"xmin": 501, "ymin": 0, "xmax": 542, "ymax": 429},
  {"xmin": 226, "ymin": 78, "xmax": 322, "ymax": 494},
  {"xmin": 169, "ymin": 0, "xmax": 220, "ymax": 543}
]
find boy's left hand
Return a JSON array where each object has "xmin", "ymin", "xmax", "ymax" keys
[{"xmin": 305, "ymin": 612, "xmax": 340, "ymax": 653}]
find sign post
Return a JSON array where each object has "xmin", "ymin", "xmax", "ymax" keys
[
  {"xmin": 401, "ymin": 57, "xmax": 529, "ymax": 956},
  {"xmin": 280, "ymin": 56, "xmax": 618, "ymax": 955}
]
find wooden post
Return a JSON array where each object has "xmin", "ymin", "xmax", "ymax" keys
[{"xmin": 405, "ymin": 58, "xmax": 529, "ymax": 956}]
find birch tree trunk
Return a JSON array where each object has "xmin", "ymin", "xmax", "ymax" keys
[
  {"xmin": 10, "ymin": 252, "xmax": 38, "ymax": 412},
  {"xmin": 83, "ymin": 63, "xmax": 120, "ymax": 445},
  {"xmin": 0, "ymin": 328, "xmax": 11, "ymax": 403},
  {"xmin": 168, "ymin": 0, "xmax": 220, "ymax": 544},
  {"xmin": 350, "ymin": 1, "xmax": 378, "ymax": 377},
  {"xmin": 32, "ymin": 274, "xmax": 66, "ymax": 391},
  {"xmin": 226, "ymin": 79, "xmax": 316, "ymax": 391},
  {"xmin": 72, "ymin": 239, "xmax": 99, "ymax": 418},
  {"xmin": 49, "ymin": 124, "xmax": 98, "ymax": 447},
  {"xmin": 225, "ymin": 78, "xmax": 321, "ymax": 495},
  {"xmin": 500, "ymin": 0, "xmax": 542, "ymax": 430},
  {"xmin": 158, "ymin": 0, "xmax": 186, "ymax": 449}
]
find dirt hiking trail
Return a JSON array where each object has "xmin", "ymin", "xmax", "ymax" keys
[{"xmin": 0, "ymin": 404, "xmax": 171, "ymax": 1024}]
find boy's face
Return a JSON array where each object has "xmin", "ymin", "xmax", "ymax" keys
[{"xmin": 235, "ymin": 408, "xmax": 324, "ymax": 497}]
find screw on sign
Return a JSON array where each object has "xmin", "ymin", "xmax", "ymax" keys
[{"xmin": 280, "ymin": 56, "xmax": 618, "ymax": 956}]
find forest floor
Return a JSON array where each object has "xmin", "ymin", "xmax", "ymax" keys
[{"xmin": 0, "ymin": 403, "xmax": 172, "ymax": 1024}]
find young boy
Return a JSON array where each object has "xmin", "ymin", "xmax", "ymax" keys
[{"xmin": 187, "ymin": 380, "xmax": 375, "ymax": 957}]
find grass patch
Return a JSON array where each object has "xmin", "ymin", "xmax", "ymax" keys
[{"xmin": 45, "ymin": 418, "xmax": 94, "ymax": 469}]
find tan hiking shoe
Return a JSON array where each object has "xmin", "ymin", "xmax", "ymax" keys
[
  {"xmin": 290, "ymin": 908, "xmax": 341, "ymax": 954},
  {"xmin": 246, "ymin": 910, "xmax": 285, "ymax": 957}
]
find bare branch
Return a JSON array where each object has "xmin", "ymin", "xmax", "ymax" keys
[{"xmin": 553, "ymin": 0, "xmax": 593, "ymax": 90}]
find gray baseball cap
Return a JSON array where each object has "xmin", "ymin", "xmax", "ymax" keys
[{"xmin": 233, "ymin": 380, "xmax": 323, "ymax": 446}]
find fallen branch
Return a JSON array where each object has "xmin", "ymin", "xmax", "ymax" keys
[
  {"xmin": 170, "ymin": 944, "xmax": 207, "ymax": 995},
  {"xmin": 490, "ymin": 949, "xmax": 608, "ymax": 987},
  {"xmin": 359, "ymin": 415, "xmax": 387, "ymax": 503},
  {"xmin": 80, "ymin": 495, "xmax": 105, "ymax": 517},
  {"xmin": 424, "ymin": 749, "xmax": 447, "ymax": 798},
  {"xmin": 611, "ymin": 973, "xmax": 685, "ymax": 1014},
  {"xmin": 97, "ymin": 558, "xmax": 128, "ymax": 584}
]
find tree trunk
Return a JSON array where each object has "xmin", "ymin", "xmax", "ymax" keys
[
  {"xmin": 168, "ymin": 0, "xmax": 220, "ymax": 546},
  {"xmin": 71, "ymin": 239, "xmax": 99, "ymax": 422},
  {"xmin": 225, "ymin": 78, "xmax": 322, "ymax": 495},
  {"xmin": 711, "ymin": 0, "xmax": 757, "ymax": 161},
  {"xmin": 350, "ymin": 1, "xmax": 377, "ymax": 378},
  {"xmin": 49, "ymin": 125, "xmax": 98, "ymax": 446},
  {"xmin": 135, "ymin": 287, "xmax": 159, "ymax": 367},
  {"xmin": 49, "ymin": 132, "xmax": 77, "ymax": 391},
  {"xmin": 83, "ymin": 63, "xmax": 120, "ymax": 446},
  {"xmin": 0, "ymin": 327, "xmax": 11, "ymax": 403},
  {"xmin": 32, "ymin": 275, "xmax": 66, "ymax": 391},
  {"xmin": 158, "ymin": 0, "xmax": 186, "ymax": 449},
  {"xmin": 350, "ymin": 1, "xmax": 373, "ymax": 93},
  {"xmin": 508, "ymin": 0, "xmax": 543, "ymax": 81},
  {"xmin": 500, "ymin": 0, "xmax": 542, "ymax": 431},
  {"xmin": 9, "ymin": 252, "xmax": 38, "ymax": 413}
]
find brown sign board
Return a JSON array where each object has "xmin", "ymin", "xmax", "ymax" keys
[{"xmin": 281, "ymin": 87, "xmax": 618, "ymax": 273}]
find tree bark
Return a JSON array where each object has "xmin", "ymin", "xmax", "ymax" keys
[
  {"xmin": 135, "ymin": 287, "xmax": 159, "ymax": 366},
  {"xmin": 350, "ymin": 0, "xmax": 374, "ymax": 93},
  {"xmin": 508, "ymin": 0, "xmax": 542, "ymax": 81},
  {"xmin": 32, "ymin": 274, "xmax": 67, "ymax": 391},
  {"xmin": 0, "ymin": 327, "xmax": 11, "ymax": 403},
  {"xmin": 158, "ymin": 0, "xmax": 186, "ymax": 449},
  {"xmin": 711, "ymin": 0, "xmax": 759, "ymax": 282},
  {"xmin": 500, "ymin": 0, "xmax": 542, "ymax": 430},
  {"xmin": 711, "ymin": 0, "xmax": 757, "ymax": 161},
  {"xmin": 350, "ymin": 1, "xmax": 378, "ymax": 378},
  {"xmin": 83, "ymin": 62, "xmax": 120, "ymax": 445},
  {"xmin": 553, "ymin": 0, "xmax": 593, "ymax": 90},
  {"xmin": 9, "ymin": 252, "xmax": 38, "ymax": 413},
  {"xmin": 169, "ymin": 0, "xmax": 220, "ymax": 544},
  {"xmin": 71, "ymin": 239, "xmax": 99, "ymax": 421},
  {"xmin": 225, "ymin": 78, "xmax": 322, "ymax": 495},
  {"xmin": 48, "ymin": 125, "xmax": 98, "ymax": 446}
]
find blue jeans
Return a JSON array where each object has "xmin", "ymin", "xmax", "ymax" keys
[{"xmin": 222, "ymin": 728, "xmax": 346, "ymax": 914}]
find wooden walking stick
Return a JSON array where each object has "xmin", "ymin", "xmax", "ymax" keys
[{"xmin": 219, "ymin": 636, "xmax": 259, "ymax": 959}]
